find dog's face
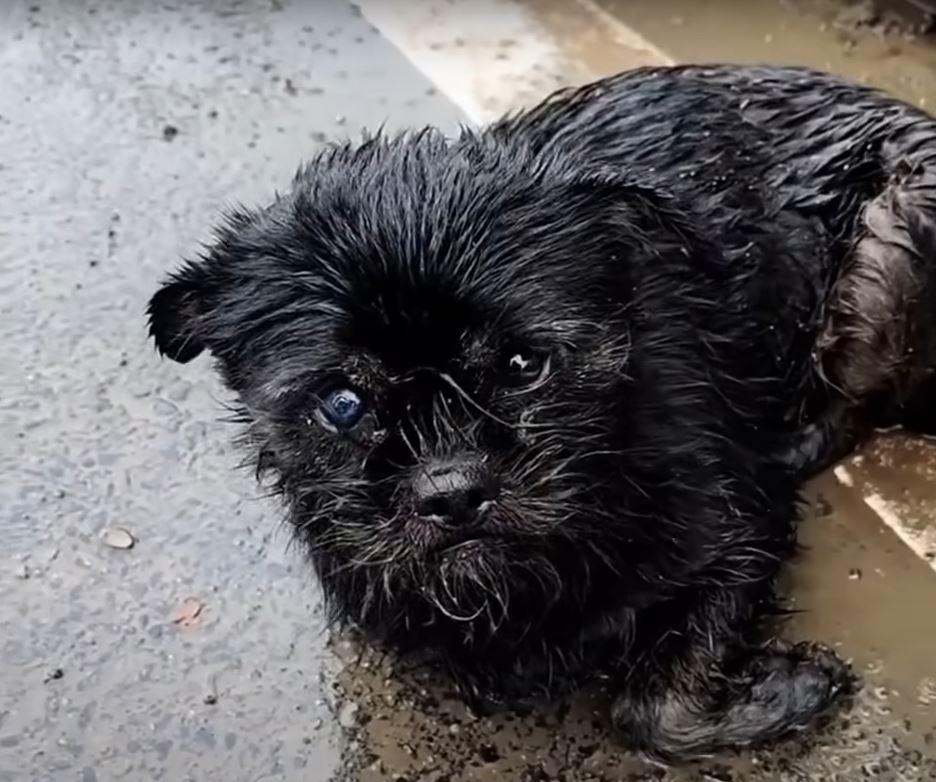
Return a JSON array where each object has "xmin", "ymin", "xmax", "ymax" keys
[{"xmin": 149, "ymin": 132, "xmax": 711, "ymax": 651}]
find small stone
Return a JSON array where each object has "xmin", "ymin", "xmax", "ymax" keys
[
  {"xmin": 162, "ymin": 124, "xmax": 179, "ymax": 141},
  {"xmin": 100, "ymin": 527, "xmax": 135, "ymax": 550},
  {"xmin": 15, "ymin": 563, "xmax": 29, "ymax": 579},
  {"xmin": 848, "ymin": 567, "xmax": 862, "ymax": 580},
  {"xmin": 203, "ymin": 693, "xmax": 217, "ymax": 705},
  {"xmin": 338, "ymin": 701, "xmax": 359, "ymax": 729},
  {"xmin": 44, "ymin": 668, "xmax": 64, "ymax": 683}
]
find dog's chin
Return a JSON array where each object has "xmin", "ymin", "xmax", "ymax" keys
[
  {"xmin": 358, "ymin": 518, "xmax": 562, "ymax": 639},
  {"xmin": 402, "ymin": 521, "xmax": 517, "ymax": 588}
]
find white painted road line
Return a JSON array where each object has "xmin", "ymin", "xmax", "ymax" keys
[
  {"xmin": 864, "ymin": 493, "xmax": 936, "ymax": 575},
  {"xmin": 356, "ymin": 0, "xmax": 565, "ymax": 124},
  {"xmin": 355, "ymin": 0, "xmax": 670, "ymax": 123}
]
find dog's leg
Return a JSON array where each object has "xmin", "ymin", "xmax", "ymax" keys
[
  {"xmin": 774, "ymin": 398, "xmax": 871, "ymax": 478},
  {"xmin": 610, "ymin": 591, "xmax": 853, "ymax": 761},
  {"xmin": 802, "ymin": 152, "xmax": 936, "ymax": 472}
]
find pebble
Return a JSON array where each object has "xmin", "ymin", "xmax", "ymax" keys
[
  {"xmin": 338, "ymin": 701, "xmax": 359, "ymax": 729},
  {"xmin": 100, "ymin": 527, "xmax": 135, "ymax": 550}
]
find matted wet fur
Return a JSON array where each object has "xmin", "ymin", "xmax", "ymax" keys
[{"xmin": 148, "ymin": 65, "xmax": 936, "ymax": 761}]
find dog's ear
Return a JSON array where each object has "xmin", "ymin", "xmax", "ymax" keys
[
  {"xmin": 569, "ymin": 166, "xmax": 700, "ymax": 247},
  {"xmin": 568, "ymin": 166, "xmax": 726, "ymax": 280},
  {"xmin": 147, "ymin": 263, "xmax": 213, "ymax": 363}
]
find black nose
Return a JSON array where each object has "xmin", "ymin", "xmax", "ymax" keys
[{"xmin": 413, "ymin": 458, "xmax": 498, "ymax": 524}]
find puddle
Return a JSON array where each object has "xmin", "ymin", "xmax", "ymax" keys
[{"xmin": 591, "ymin": 0, "xmax": 936, "ymax": 108}]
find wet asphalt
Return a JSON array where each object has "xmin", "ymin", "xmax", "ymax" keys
[
  {"xmin": 2, "ymin": 1, "xmax": 936, "ymax": 781},
  {"xmin": 0, "ymin": 1, "xmax": 460, "ymax": 779}
]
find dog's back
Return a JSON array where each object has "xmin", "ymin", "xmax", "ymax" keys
[{"xmin": 494, "ymin": 65, "xmax": 936, "ymax": 466}]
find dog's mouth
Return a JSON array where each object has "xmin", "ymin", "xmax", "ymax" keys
[
  {"xmin": 402, "ymin": 515, "xmax": 517, "ymax": 564},
  {"xmin": 435, "ymin": 537, "xmax": 495, "ymax": 565}
]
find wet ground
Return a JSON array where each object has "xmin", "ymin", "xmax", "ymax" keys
[{"xmin": 1, "ymin": 1, "xmax": 935, "ymax": 780}]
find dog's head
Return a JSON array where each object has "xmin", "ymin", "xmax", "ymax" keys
[{"xmin": 149, "ymin": 130, "xmax": 725, "ymax": 652}]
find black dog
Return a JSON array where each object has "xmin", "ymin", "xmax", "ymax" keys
[{"xmin": 148, "ymin": 66, "xmax": 936, "ymax": 760}]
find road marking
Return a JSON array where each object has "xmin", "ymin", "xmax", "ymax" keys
[
  {"xmin": 833, "ymin": 465, "xmax": 854, "ymax": 487},
  {"xmin": 355, "ymin": 0, "xmax": 669, "ymax": 123},
  {"xmin": 568, "ymin": 0, "xmax": 671, "ymax": 63},
  {"xmin": 864, "ymin": 493, "xmax": 936, "ymax": 574},
  {"xmin": 355, "ymin": 0, "xmax": 564, "ymax": 123}
]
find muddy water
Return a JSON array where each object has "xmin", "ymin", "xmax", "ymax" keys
[{"xmin": 596, "ymin": 0, "xmax": 936, "ymax": 108}]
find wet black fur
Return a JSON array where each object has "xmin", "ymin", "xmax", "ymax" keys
[{"xmin": 148, "ymin": 65, "xmax": 936, "ymax": 761}]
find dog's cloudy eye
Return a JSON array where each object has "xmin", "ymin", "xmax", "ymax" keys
[
  {"xmin": 320, "ymin": 388, "xmax": 365, "ymax": 429},
  {"xmin": 504, "ymin": 351, "xmax": 549, "ymax": 388}
]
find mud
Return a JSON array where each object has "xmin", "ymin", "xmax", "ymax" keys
[{"xmin": 593, "ymin": 0, "xmax": 936, "ymax": 109}]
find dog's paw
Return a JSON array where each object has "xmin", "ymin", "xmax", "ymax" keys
[{"xmin": 732, "ymin": 641, "xmax": 855, "ymax": 733}]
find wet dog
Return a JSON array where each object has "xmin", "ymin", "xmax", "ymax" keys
[{"xmin": 148, "ymin": 66, "xmax": 936, "ymax": 760}]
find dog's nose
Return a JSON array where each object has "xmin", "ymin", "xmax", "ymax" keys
[{"xmin": 413, "ymin": 458, "xmax": 498, "ymax": 525}]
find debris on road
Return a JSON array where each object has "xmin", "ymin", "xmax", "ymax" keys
[
  {"xmin": 170, "ymin": 597, "xmax": 204, "ymax": 627},
  {"xmin": 338, "ymin": 701, "xmax": 360, "ymax": 729},
  {"xmin": 100, "ymin": 526, "xmax": 135, "ymax": 550}
]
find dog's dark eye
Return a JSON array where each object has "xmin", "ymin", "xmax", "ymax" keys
[
  {"xmin": 504, "ymin": 350, "xmax": 550, "ymax": 388},
  {"xmin": 319, "ymin": 388, "xmax": 366, "ymax": 430}
]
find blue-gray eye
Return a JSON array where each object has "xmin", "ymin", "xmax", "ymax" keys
[{"xmin": 321, "ymin": 388, "xmax": 365, "ymax": 429}]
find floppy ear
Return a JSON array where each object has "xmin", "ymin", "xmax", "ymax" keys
[
  {"xmin": 568, "ymin": 165, "xmax": 725, "ymax": 279},
  {"xmin": 571, "ymin": 166, "xmax": 701, "ymax": 246},
  {"xmin": 147, "ymin": 264, "xmax": 211, "ymax": 363}
]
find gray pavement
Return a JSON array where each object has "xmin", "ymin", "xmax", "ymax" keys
[{"xmin": 0, "ymin": 2, "xmax": 459, "ymax": 780}]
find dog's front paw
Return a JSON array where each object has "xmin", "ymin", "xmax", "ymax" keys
[
  {"xmin": 611, "ymin": 640, "xmax": 855, "ymax": 761},
  {"xmin": 732, "ymin": 641, "xmax": 855, "ymax": 732}
]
